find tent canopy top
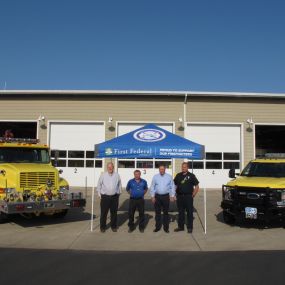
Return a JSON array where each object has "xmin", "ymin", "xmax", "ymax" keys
[{"xmin": 95, "ymin": 123, "xmax": 205, "ymax": 159}]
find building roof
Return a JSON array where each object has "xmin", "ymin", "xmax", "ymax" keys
[{"xmin": 0, "ymin": 90, "xmax": 285, "ymax": 99}]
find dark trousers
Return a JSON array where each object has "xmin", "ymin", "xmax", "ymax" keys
[
  {"xmin": 154, "ymin": 194, "xmax": 170, "ymax": 230},
  {"xmin": 176, "ymin": 194, "xmax": 194, "ymax": 229},
  {"xmin": 128, "ymin": 198, "xmax": 145, "ymax": 230},
  {"xmin": 100, "ymin": 194, "xmax": 119, "ymax": 230}
]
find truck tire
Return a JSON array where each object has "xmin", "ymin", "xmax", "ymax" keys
[
  {"xmin": 52, "ymin": 209, "xmax": 68, "ymax": 218},
  {"xmin": 0, "ymin": 212, "xmax": 9, "ymax": 224},
  {"xmin": 223, "ymin": 211, "xmax": 235, "ymax": 225}
]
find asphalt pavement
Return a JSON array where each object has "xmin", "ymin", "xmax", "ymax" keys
[{"xmin": 0, "ymin": 248, "xmax": 284, "ymax": 285}]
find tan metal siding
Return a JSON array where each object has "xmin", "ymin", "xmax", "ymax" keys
[
  {"xmin": 187, "ymin": 98, "xmax": 285, "ymax": 164},
  {"xmin": 1, "ymin": 96, "xmax": 285, "ymax": 172}
]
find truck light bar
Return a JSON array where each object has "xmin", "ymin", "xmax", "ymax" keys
[
  {"xmin": 264, "ymin": 153, "xmax": 285, "ymax": 158},
  {"xmin": 0, "ymin": 137, "xmax": 39, "ymax": 144}
]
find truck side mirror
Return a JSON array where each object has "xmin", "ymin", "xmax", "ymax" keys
[{"xmin": 229, "ymin": 168, "xmax": 236, "ymax": 178}]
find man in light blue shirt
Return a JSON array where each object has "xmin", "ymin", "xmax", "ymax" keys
[{"xmin": 150, "ymin": 165, "xmax": 176, "ymax": 233}]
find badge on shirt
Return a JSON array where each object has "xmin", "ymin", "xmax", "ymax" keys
[{"xmin": 181, "ymin": 175, "xmax": 190, "ymax": 184}]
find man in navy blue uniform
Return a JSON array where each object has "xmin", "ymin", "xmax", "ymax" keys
[
  {"xmin": 126, "ymin": 170, "xmax": 148, "ymax": 233},
  {"xmin": 174, "ymin": 162, "xmax": 199, "ymax": 234}
]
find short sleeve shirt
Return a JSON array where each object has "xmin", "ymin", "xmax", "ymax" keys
[
  {"xmin": 126, "ymin": 178, "xmax": 148, "ymax": 198},
  {"xmin": 174, "ymin": 172, "xmax": 199, "ymax": 195}
]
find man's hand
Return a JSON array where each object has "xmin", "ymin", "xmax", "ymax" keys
[
  {"xmin": 192, "ymin": 185, "xmax": 200, "ymax": 198},
  {"xmin": 151, "ymin": 197, "xmax": 156, "ymax": 204},
  {"xmin": 170, "ymin": 196, "xmax": 176, "ymax": 202}
]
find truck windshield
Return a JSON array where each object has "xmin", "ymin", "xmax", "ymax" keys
[
  {"xmin": 0, "ymin": 147, "xmax": 50, "ymax": 164},
  {"xmin": 241, "ymin": 162, "xmax": 285, "ymax": 178}
]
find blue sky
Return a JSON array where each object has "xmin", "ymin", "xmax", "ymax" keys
[{"xmin": 0, "ymin": 0, "xmax": 284, "ymax": 92}]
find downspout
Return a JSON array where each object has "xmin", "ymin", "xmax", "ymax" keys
[
  {"xmin": 184, "ymin": 93, "xmax": 193, "ymax": 171},
  {"xmin": 184, "ymin": 93, "xmax": 188, "ymax": 126}
]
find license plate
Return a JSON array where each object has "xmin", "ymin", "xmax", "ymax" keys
[{"xmin": 245, "ymin": 207, "xmax": 257, "ymax": 219}]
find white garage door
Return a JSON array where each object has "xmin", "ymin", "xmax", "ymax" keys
[
  {"xmin": 185, "ymin": 124, "xmax": 241, "ymax": 188},
  {"xmin": 49, "ymin": 122, "xmax": 105, "ymax": 187},
  {"xmin": 117, "ymin": 123, "xmax": 174, "ymax": 187}
]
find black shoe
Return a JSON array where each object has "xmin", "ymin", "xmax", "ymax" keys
[
  {"xmin": 139, "ymin": 228, "xmax": 144, "ymax": 233},
  {"xmin": 128, "ymin": 227, "xmax": 134, "ymax": 233},
  {"xmin": 164, "ymin": 229, "xmax": 169, "ymax": 233},
  {"xmin": 187, "ymin": 228, "xmax": 193, "ymax": 234},
  {"xmin": 174, "ymin": 228, "xmax": 184, "ymax": 232},
  {"xmin": 111, "ymin": 228, "xmax": 118, "ymax": 232},
  {"xmin": 153, "ymin": 228, "xmax": 160, "ymax": 232},
  {"xmin": 100, "ymin": 228, "xmax": 106, "ymax": 233}
]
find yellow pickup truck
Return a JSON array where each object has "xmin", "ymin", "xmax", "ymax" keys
[
  {"xmin": 0, "ymin": 138, "xmax": 86, "ymax": 223},
  {"xmin": 221, "ymin": 156, "xmax": 285, "ymax": 226}
]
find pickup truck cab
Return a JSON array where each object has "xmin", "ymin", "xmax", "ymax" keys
[{"xmin": 221, "ymin": 156, "xmax": 285, "ymax": 226}]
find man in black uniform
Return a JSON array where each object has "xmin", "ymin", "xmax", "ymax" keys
[{"xmin": 174, "ymin": 162, "xmax": 199, "ymax": 233}]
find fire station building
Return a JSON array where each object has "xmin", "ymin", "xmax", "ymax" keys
[{"xmin": 0, "ymin": 90, "xmax": 285, "ymax": 188}]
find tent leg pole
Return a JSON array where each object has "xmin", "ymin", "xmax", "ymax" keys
[
  {"xmin": 85, "ymin": 176, "xmax": 88, "ymax": 200},
  {"xmin": 204, "ymin": 187, "xmax": 207, "ymax": 235},
  {"xmin": 91, "ymin": 171, "xmax": 95, "ymax": 232}
]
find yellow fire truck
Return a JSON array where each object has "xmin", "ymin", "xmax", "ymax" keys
[{"xmin": 0, "ymin": 138, "xmax": 86, "ymax": 223}]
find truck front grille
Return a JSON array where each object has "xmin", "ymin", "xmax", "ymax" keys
[
  {"xmin": 234, "ymin": 187, "xmax": 278, "ymax": 206},
  {"xmin": 20, "ymin": 172, "xmax": 57, "ymax": 190}
]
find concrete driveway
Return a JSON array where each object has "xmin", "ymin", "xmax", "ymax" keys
[{"xmin": 0, "ymin": 188, "xmax": 285, "ymax": 251}]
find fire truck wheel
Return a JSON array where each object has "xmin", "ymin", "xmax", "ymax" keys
[
  {"xmin": 0, "ymin": 212, "xmax": 9, "ymax": 224},
  {"xmin": 52, "ymin": 209, "xmax": 68, "ymax": 218},
  {"xmin": 223, "ymin": 211, "xmax": 235, "ymax": 225}
]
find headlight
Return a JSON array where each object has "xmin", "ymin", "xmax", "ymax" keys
[
  {"xmin": 276, "ymin": 189, "xmax": 285, "ymax": 205},
  {"xmin": 0, "ymin": 188, "xmax": 16, "ymax": 194},
  {"xmin": 224, "ymin": 187, "xmax": 234, "ymax": 201},
  {"xmin": 59, "ymin": 185, "xmax": 69, "ymax": 191}
]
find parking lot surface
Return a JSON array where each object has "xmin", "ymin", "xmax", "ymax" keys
[
  {"xmin": 0, "ymin": 189, "xmax": 285, "ymax": 251},
  {"xmin": 1, "ymin": 248, "xmax": 285, "ymax": 285}
]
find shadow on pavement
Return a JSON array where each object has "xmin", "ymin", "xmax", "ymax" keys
[{"xmin": 6, "ymin": 209, "xmax": 93, "ymax": 228}]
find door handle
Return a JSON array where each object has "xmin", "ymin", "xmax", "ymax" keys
[
  {"xmin": 74, "ymin": 168, "xmax": 78, "ymax": 173},
  {"xmin": 212, "ymin": 170, "xmax": 215, "ymax": 175}
]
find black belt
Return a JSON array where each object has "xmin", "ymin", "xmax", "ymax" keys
[
  {"xmin": 177, "ymin": 193, "xmax": 192, "ymax": 196},
  {"xmin": 155, "ymin": 193, "xmax": 169, "ymax": 197},
  {"xmin": 130, "ymin": 197, "xmax": 143, "ymax": 200},
  {"xmin": 101, "ymin": 193, "xmax": 118, "ymax": 197}
]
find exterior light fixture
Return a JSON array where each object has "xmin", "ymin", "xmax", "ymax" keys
[
  {"xmin": 246, "ymin": 117, "xmax": 254, "ymax": 132},
  {"xmin": 178, "ymin": 117, "xmax": 184, "ymax": 130},
  {"xmin": 38, "ymin": 115, "xmax": 46, "ymax": 128},
  {"xmin": 108, "ymin": 117, "xmax": 115, "ymax": 131}
]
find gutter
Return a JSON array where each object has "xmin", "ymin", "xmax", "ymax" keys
[{"xmin": 0, "ymin": 90, "xmax": 285, "ymax": 99}]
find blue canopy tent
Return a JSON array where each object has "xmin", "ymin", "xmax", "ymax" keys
[
  {"xmin": 95, "ymin": 123, "xmax": 205, "ymax": 159},
  {"xmin": 91, "ymin": 124, "xmax": 207, "ymax": 233}
]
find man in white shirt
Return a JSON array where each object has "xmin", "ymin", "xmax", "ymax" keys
[{"xmin": 97, "ymin": 162, "xmax": 122, "ymax": 232}]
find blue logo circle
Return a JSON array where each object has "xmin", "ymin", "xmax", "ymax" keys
[{"xmin": 133, "ymin": 129, "xmax": 166, "ymax": 142}]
